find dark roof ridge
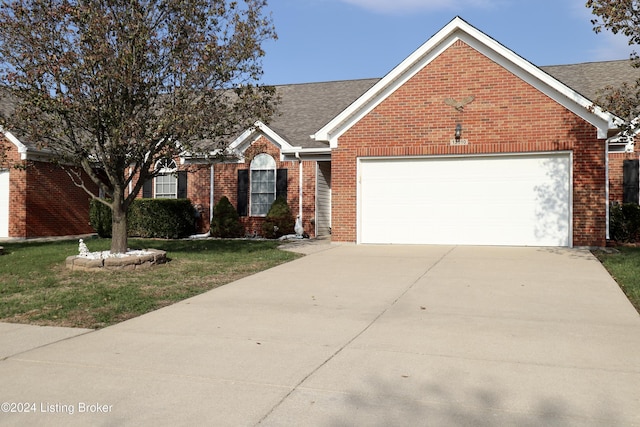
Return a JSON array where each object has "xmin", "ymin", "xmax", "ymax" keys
[
  {"xmin": 269, "ymin": 59, "xmax": 637, "ymax": 88},
  {"xmin": 541, "ymin": 58, "xmax": 633, "ymax": 68},
  {"xmin": 270, "ymin": 77, "xmax": 381, "ymax": 88}
]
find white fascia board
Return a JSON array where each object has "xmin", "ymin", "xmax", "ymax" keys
[
  {"xmin": 2, "ymin": 129, "xmax": 59, "ymax": 161},
  {"xmin": 1, "ymin": 129, "xmax": 30, "ymax": 159},
  {"xmin": 281, "ymin": 147, "xmax": 331, "ymax": 156},
  {"xmin": 313, "ymin": 16, "xmax": 619, "ymax": 146},
  {"xmin": 281, "ymin": 146, "xmax": 332, "ymax": 161},
  {"xmin": 227, "ymin": 121, "xmax": 296, "ymax": 161}
]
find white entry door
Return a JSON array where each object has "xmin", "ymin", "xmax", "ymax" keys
[{"xmin": 359, "ymin": 153, "xmax": 571, "ymax": 246}]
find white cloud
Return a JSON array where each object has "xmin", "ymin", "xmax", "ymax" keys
[{"xmin": 338, "ymin": 0, "xmax": 498, "ymax": 14}]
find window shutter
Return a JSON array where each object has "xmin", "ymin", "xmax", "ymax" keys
[
  {"xmin": 623, "ymin": 159, "xmax": 640, "ymax": 204},
  {"xmin": 142, "ymin": 178, "xmax": 153, "ymax": 198},
  {"xmin": 177, "ymin": 171, "xmax": 187, "ymax": 199},
  {"xmin": 276, "ymin": 169, "xmax": 288, "ymax": 200},
  {"xmin": 237, "ymin": 169, "xmax": 249, "ymax": 216}
]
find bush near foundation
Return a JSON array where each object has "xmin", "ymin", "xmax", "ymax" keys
[
  {"xmin": 211, "ymin": 196, "xmax": 244, "ymax": 238},
  {"xmin": 90, "ymin": 199, "xmax": 196, "ymax": 239},
  {"xmin": 89, "ymin": 200, "xmax": 112, "ymax": 238},
  {"xmin": 128, "ymin": 199, "xmax": 196, "ymax": 239},
  {"xmin": 261, "ymin": 197, "xmax": 294, "ymax": 239},
  {"xmin": 610, "ymin": 203, "xmax": 640, "ymax": 242}
]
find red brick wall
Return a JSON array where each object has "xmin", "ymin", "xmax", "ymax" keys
[
  {"xmin": 331, "ymin": 40, "xmax": 607, "ymax": 246},
  {"xmin": 2, "ymin": 137, "xmax": 27, "ymax": 237},
  {"xmin": 185, "ymin": 166, "xmax": 212, "ymax": 233},
  {"xmin": 609, "ymin": 151, "xmax": 639, "ymax": 203},
  {"xmin": 18, "ymin": 161, "xmax": 95, "ymax": 237},
  {"xmin": 213, "ymin": 136, "xmax": 318, "ymax": 237},
  {"xmin": 2, "ymin": 136, "xmax": 99, "ymax": 238}
]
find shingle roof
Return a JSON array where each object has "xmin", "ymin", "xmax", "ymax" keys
[
  {"xmin": 3, "ymin": 60, "xmax": 640, "ymax": 152},
  {"xmin": 267, "ymin": 78, "xmax": 380, "ymax": 149},
  {"xmin": 269, "ymin": 59, "xmax": 640, "ymax": 149},
  {"xmin": 541, "ymin": 59, "xmax": 640, "ymax": 101}
]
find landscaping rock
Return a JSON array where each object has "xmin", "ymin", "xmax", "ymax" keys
[{"xmin": 65, "ymin": 249, "xmax": 167, "ymax": 271}]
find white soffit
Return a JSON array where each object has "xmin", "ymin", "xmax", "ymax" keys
[{"xmin": 313, "ymin": 16, "xmax": 618, "ymax": 147}]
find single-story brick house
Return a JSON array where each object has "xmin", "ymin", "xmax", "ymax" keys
[{"xmin": 2, "ymin": 17, "xmax": 639, "ymax": 246}]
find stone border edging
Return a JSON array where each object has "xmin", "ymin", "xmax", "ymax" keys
[{"xmin": 66, "ymin": 249, "xmax": 167, "ymax": 271}]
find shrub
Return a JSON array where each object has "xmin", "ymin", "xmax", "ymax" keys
[
  {"xmin": 90, "ymin": 198, "xmax": 197, "ymax": 239},
  {"xmin": 89, "ymin": 199, "xmax": 113, "ymax": 238},
  {"xmin": 610, "ymin": 203, "xmax": 640, "ymax": 242},
  {"xmin": 128, "ymin": 199, "xmax": 196, "ymax": 239},
  {"xmin": 211, "ymin": 196, "xmax": 244, "ymax": 238},
  {"xmin": 261, "ymin": 197, "xmax": 294, "ymax": 239}
]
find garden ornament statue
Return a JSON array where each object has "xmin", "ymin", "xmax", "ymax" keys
[{"xmin": 78, "ymin": 239, "xmax": 89, "ymax": 257}]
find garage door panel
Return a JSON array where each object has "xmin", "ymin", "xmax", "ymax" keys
[{"xmin": 359, "ymin": 155, "xmax": 570, "ymax": 246}]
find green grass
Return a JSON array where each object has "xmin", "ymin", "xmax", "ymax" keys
[
  {"xmin": 0, "ymin": 238, "xmax": 301, "ymax": 328},
  {"xmin": 594, "ymin": 247, "xmax": 640, "ymax": 314}
]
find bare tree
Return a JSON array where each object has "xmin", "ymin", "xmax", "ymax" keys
[{"xmin": 0, "ymin": 0, "xmax": 278, "ymax": 253}]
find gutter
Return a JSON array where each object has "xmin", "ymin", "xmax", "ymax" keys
[
  {"xmin": 281, "ymin": 147, "xmax": 332, "ymax": 163},
  {"xmin": 281, "ymin": 147, "xmax": 331, "ymax": 156}
]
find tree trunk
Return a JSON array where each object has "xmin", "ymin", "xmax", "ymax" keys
[{"xmin": 111, "ymin": 189, "xmax": 128, "ymax": 254}]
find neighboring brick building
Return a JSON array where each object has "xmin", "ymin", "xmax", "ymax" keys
[
  {"xmin": 2, "ymin": 17, "xmax": 639, "ymax": 246},
  {"xmin": 0, "ymin": 135, "xmax": 97, "ymax": 238}
]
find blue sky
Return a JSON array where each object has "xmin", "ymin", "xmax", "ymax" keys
[{"xmin": 259, "ymin": 0, "xmax": 634, "ymax": 85}]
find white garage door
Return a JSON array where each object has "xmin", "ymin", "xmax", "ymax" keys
[
  {"xmin": 0, "ymin": 170, "xmax": 9, "ymax": 238},
  {"xmin": 359, "ymin": 154, "xmax": 571, "ymax": 246}
]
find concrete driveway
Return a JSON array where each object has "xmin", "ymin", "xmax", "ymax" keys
[{"xmin": 1, "ymin": 245, "xmax": 639, "ymax": 426}]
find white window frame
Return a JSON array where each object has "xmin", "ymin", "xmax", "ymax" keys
[
  {"xmin": 250, "ymin": 153, "xmax": 276, "ymax": 216},
  {"xmin": 155, "ymin": 158, "xmax": 178, "ymax": 199}
]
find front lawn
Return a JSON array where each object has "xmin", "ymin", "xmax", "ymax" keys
[
  {"xmin": 594, "ymin": 247, "xmax": 640, "ymax": 314},
  {"xmin": 0, "ymin": 238, "xmax": 300, "ymax": 328}
]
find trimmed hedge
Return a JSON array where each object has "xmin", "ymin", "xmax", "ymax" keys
[
  {"xmin": 610, "ymin": 203, "xmax": 640, "ymax": 243},
  {"xmin": 90, "ymin": 199, "xmax": 196, "ymax": 239}
]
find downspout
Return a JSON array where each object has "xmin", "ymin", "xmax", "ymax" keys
[
  {"xmin": 209, "ymin": 164, "xmax": 214, "ymax": 226},
  {"xmin": 605, "ymin": 137, "xmax": 610, "ymax": 241},
  {"xmin": 295, "ymin": 152, "xmax": 303, "ymax": 221}
]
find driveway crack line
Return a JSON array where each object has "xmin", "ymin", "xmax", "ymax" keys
[{"xmin": 255, "ymin": 246, "xmax": 456, "ymax": 425}]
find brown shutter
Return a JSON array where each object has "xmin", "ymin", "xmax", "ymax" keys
[
  {"xmin": 276, "ymin": 169, "xmax": 287, "ymax": 200},
  {"xmin": 623, "ymin": 159, "xmax": 639, "ymax": 204},
  {"xmin": 237, "ymin": 170, "xmax": 249, "ymax": 216}
]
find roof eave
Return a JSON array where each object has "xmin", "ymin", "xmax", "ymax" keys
[{"xmin": 281, "ymin": 146, "xmax": 332, "ymax": 161}]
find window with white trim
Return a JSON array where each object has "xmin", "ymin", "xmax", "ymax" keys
[
  {"xmin": 250, "ymin": 154, "xmax": 276, "ymax": 216},
  {"xmin": 155, "ymin": 158, "xmax": 178, "ymax": 198}
]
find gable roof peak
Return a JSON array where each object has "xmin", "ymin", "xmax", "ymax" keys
[{"xmin": 313, "ymin": 17, "xmax": 620, "ymax": 145}]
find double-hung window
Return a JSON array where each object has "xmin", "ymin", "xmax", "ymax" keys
[
  {"xmin": 155, "ymin": 159, "xmax": 178, "ymax": 199},
  {"xmin": 250, "ymin": 154, "xmax": 276, "ymax": 216}
]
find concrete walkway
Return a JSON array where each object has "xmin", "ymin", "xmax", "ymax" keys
[{"xmin": 0, "ymin": 245, "xmax": 639, "ymax": 426}]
